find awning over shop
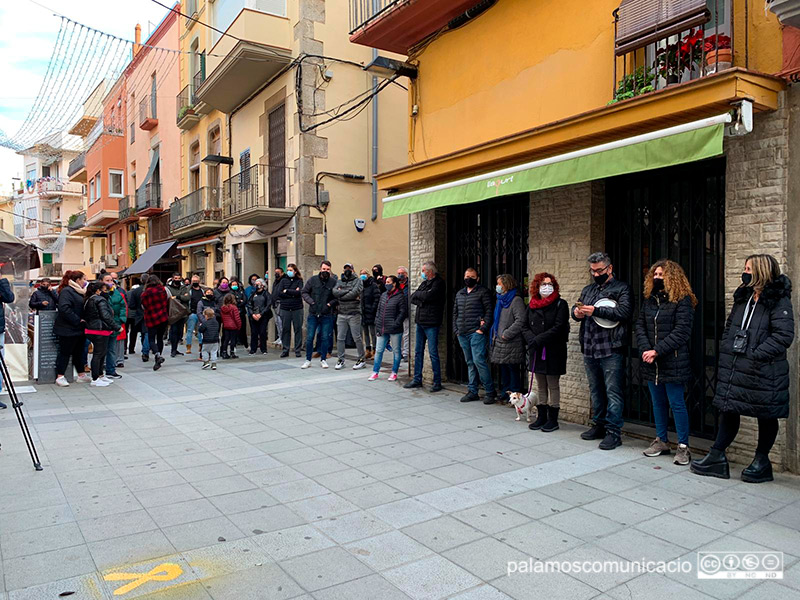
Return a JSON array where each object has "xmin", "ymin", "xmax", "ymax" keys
[
  {"xmin": 126, "ymin": 240, "xmax": 177, "ymax": 275},
  {"xmin": 382, "ymin": 113, "xmax": 730, "ymax": 219},
  {"xmin": 177, "ymin": 236, "xmax": 220, "ymax": 250}
]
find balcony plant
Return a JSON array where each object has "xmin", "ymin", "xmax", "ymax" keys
[
  {"xmin": 178, "ymin": 104, "xmax": 195, "ymax": 121},
  {"xmin": 654, "ymin": 29, "xmax": 704, "ymax": 84},
  {"xmin": 67, "ymin": 214, "xmax": 78, "ymax": 227},
  {"xmin": 608, "ymin": 66, "xmax": 656, "ymax": 104},
  {"xmin": 704, "ymin": 34, "xmax": 732, "ymax": 72}
]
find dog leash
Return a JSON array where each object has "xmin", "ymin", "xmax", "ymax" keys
[{"xmin": 527, "ymin": 347, "xmax": 546, "ymax": 395}]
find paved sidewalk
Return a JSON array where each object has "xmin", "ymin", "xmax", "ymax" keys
[{"xmin": 1, "ymin": 350, "xmax": 800, "ymax": 600}]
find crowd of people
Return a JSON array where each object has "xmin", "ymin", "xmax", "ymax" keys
[{"xmin": 4, "ymin": 248, "xmax": 794, "ymax": 484}]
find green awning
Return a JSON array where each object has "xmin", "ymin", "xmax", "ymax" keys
[{"xmin": 382, "ymin": 117, "xmax": 727, "ymax": 219}]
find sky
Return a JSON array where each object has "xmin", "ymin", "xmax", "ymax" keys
[{"xmin": 0, "ymin": 0, "xmax": 172, "ymax": 195}]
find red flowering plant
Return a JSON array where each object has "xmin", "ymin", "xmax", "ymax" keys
[
  {"xmin": 704, "ymin": 34, "xmax": 731, "ymax": 53},
  {"xmin": 654, "ymin": 29, "xmax": 705, "ymax": 81}
]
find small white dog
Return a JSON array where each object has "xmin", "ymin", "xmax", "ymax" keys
[{"xmin": 509, "ymin": 391, "xmax": 535, "ymax": 422}]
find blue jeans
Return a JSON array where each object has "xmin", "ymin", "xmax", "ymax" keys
[
  {"xmin": 458, "ymin": 332, "xmax": 496, "ymax": 395},
  {"xmin": 648, "ymin": 381, "xmax": 689, "ymax": 445},
  {"xmin": 306, "ymin": 314, "xmax": 333, "ymax": 361},
  {"xmin": 374, "ymin": 332, "xmax": 403, "ymax": 374},
  {"xmin": 105, "ymin": 334, "xmax": 118, "ymax": 375},
  {"xmin": 141, "ymin": 322, "xmax": 151, "ymax": 356},
  {"xmin": 413, "ymin": 325, "xmax": 441, "ymax": 386},
  {"xmin": 499, "ymin": 364, "xmax": 521, "ymax": 396},
  {"xmin": 584, "ymin": 353, "xmax": 625, "ymax": 434},
  {"xmin": 185, "ymin": 313, "xmax": 202, "ymax": 346}
]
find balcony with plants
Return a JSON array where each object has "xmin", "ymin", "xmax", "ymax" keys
[
  {"xmin": 176, "ymin": 85, "xmax": 200, "ymax": 130},
  {"xmin": 170, "ymin": 187, "xmax": 223, "ymax": 237}
]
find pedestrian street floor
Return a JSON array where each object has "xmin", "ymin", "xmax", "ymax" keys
[{"xmin": 2, "ymin": 350, "xmax": 800, "ymax": 600}]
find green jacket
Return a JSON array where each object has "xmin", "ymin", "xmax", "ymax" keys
[{"xmin": 108, "ymin": 287, "xmax": 128, "ymax": 327}]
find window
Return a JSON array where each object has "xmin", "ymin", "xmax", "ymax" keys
[
  {"xmin": 151, "ymin": 74, "xmax": 157, "ymax": 117},
  {"xmin": 89, "ymin": 178, "xmax": 95, "ymax": 204},
  {"xmin": 109, "ymin": 170, "xmax": 124, "ymax": 197},
  {"xmin": 41, "ymin": 165, "xmax": 50, "ymax": 178},
  {"xmin": 96, "ymin": 173, "xmax": 101, "ymax": 200},
  {"xmin": 239, "ymin": 148, "xmax": 251, "ymax": 190},
  {"xmin": 110, "ymin": 232, "xmax": 117, "ymax": 257},
  {"xmin": 130, "ymin": 93, "xmax": 136, "ymax": 143},
  {"xmin": 268, "ymin": 103, "xmax": 286, "ymax": 207},
  {"xmin": 26, "ymin": 207, "xmax": 36, "ymax": 227},
  {"xmin": 615, "ymin": 0, "xmax": 709, "ymax": 54},
  {"xmin": 26, "ymin": 167, "xmax": 35, "ymax": 182}
]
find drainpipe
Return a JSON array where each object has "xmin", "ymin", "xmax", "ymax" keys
[{"xmin": 371, "ymin": 45, "xmax": 379, "ymax": 221}]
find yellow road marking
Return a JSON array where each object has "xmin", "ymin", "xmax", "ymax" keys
[{"xmin": 103, "ymin": 563, "xmax": 183, "ymax": 596}]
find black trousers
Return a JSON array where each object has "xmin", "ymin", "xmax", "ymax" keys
[
  {"xmin": 712, "ymin": 411, "xmax": 780, "ymax": 455},
  {"xmin": 148, "ymin": 322, "xmax": 168, "ymax": 356},
  {"xmin": 281, "ymin": 308, "xmax": 304, "ymax": 353},
  {"xmin": 238, "ymin": 308, "xmax": 248, "ymax": 346},
  {"xmin": 222, "ymin": 329, "xmax": 238, "ymax": 355},
  {"xmin": 250, "ymin": 316, "xmax": 268, "ymax": 353},
  {"xmin": 169, "ymin": 318, "xmax": 186, "ymax": 353},
  {"xmin": 56, "ymin": 334, "xmax": 86, "ymax": 376},
  {"xmin": 129, "ymin": 319, "xmax": 144, "ymax": 354},
  {"xmin": 87, "ymin": 334, "xmax": 109, "ymax": 380}
]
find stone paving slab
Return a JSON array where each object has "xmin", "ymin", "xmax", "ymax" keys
[{"xmin": 2, "ymin": 349, "xmax": 800, "ymax": 599}]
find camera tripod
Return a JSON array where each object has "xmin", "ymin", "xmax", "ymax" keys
[{"xmin": 0, "ymin": 352, "xmax": 43, "ymax": 471}]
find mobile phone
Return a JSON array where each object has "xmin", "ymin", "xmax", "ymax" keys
[{"xmin": 576, "ymin": 301, "xmax": 584, "ymax": 308}]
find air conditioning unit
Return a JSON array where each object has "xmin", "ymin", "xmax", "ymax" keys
[
  {"xmin": 92, "ymin": 262, "xmax": 106, "ymax": 274},
  {"xmin": 105, "ymin": 254, "xmax": 118, "ymax": 267}
]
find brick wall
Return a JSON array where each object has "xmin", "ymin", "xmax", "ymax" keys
[
  {"xmin": 527, "ymin": 181, "xmax": 605, "ymax": 425},
  {"xmin": 724, "ymin": 94, "xmax": 793, "ymax": 468}
]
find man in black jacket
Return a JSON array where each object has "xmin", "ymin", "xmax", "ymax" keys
[
  {"xmin": 127, "ymin": 275, "xmax": 151, "ymax": 361},
  {"xmin": 572, "ymin": 252, "xmax": 632, "ymax": 450},
  {"xmin": 453, "ymin": 267, "xmax": 496, "ymax": 403},
  {"xmin": 405, "ymin": 261, "xmax": 445, "ymax": 392},
  {"xmin": 29, "ymin": 278, "xmax": 58, "ymax": 312},
  {"xmin": 301, "ymin": 260, "xmax": 338, "ymax": 369}
]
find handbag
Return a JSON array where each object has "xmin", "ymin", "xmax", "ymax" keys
[{"xmin": 168, "ymin": 297, "xmax": 190, "ymax": 325}]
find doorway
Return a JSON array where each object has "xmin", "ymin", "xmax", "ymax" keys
[
  {"xmin": 445, "ymin": 195, "xmax": 530, "ymax": 384},
  {"xmin": 605, "ymin": 158, "xmax": 726, "ymax": 440}
]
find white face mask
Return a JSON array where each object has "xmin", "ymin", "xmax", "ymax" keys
[{"xmin": 540, "ymin": 284, "xmax": 554, "ymax": 298}]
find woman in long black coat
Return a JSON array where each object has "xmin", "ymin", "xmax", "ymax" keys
[
  {"xmin": 523, "ymin": 272, "xmax": 569, "ymax": 432},
  {"xmin": 635, "ymin": 259, "xmax": 696, "ymax": 465},
  {"xmin": 692, "ymin": 254, "xmax": 795, "ymax": 483}
]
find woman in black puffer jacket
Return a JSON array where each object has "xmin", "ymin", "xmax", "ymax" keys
[
  {"xmin": 369, "ymin": 275, "xmax": 407, "ymax": 382},
  {"xmin": 692, "ymin": 254, "xmax": 795, "ymax": 483},
  {"xmin": 635, "ymin": 260, "xmax": 696, "ymax": 466},
  {"xmin": 360, "ymin": 269, "xmax": 380, "ymax": 359},
  {"xmin": 83, "ymin": 281, "xmax": 120, "ymax": 386}
]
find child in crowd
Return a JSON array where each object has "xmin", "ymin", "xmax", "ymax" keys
[
  {"xmin": 198, "ymin": 308, "xmax": 220, "ymax": 370},
  {"xmin": 220, "ymin": 293, "xmax": 242, "ymax": 359}
]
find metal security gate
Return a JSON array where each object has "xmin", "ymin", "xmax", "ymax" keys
[
  {"xmin": 605, "ymin": 158, "xmax": 726, "ymax": 440},
  {"xmin": 446, "ymin": 195, "xmax": 530, "ymax": 384}
]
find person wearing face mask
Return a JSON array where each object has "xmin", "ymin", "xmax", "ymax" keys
[
  {"xmin": 214, "ymin": 277, "xmax": 231, "ymax": 308},
  {"xmin": 369, "ymin": 275, "xmax": 407, "ymax": 382},
  {"xmin": 406, "ymin": 261, "xmax": 445, "ymax": 392},
  {"xmin": 275, "ymin": 263, "xmax": 304, "ymax": 358},
  {"xmin": 29, "ymin": 278, "xmax": 58, "ymax": 312},
  {"xmin": 271, "ymin": 268, "xmax": 284, "ymax": 349},
  {"xmin": 488, "ymin": 274, "xmax": 527, "ymax": 405},
  {"xmin": 244, "ymin": 274, "xmax": 260, "ymax": 300},
  {"xmin": 360, "ymin": 269, "xmax": 379, "ymax": 360},
  {"xmin": 453, "ymin": 268, "xmax": 496, "ymax": 403},
  {"xmin": 692, "ymin": 254, "xmax": 794, "ymax": 483},
  {"xmin": 635, "ymin": 260, "xmax": 696, "ymax": 465},
  {"xmin": 246, "ymin": 278, "xmax": 273, "ymax": 355},
  {"xmin": 127, "ymin": 274, "xmax": 152, "ymax": 361},
  {"xmin": 83, "ymin": 281, "xmax": 120, "ymax": 387},
  {"xmin": 396, "ymin": 266, "xmax": 410, "ymax": 361},
  {"xmin": 197, "ymin": 288, "xmax": 219, "ymax": 326},
  {"xmin": 228, "ymin": 277, "xmax": 248, "ymax": 348},
  {"xmin": 181, "ymin": 275, "xmax": 208, "ymax": 356},
  {"xmin": 101, "ymin": 273, "xmax": 127, "ymax": 379},
  {"xmin": 572, "ymin": 252, "xmax": 632, "ymax": 450},
  {"xmin": 333, "ymin": 262, "xmax": 366, "ymax": 370},
  {"xmin": 523, "ymin": 273, "xmax": 569, "ymax": 432},
  {"xmin": 166, "ymin": 273, "xmax": 189, "ymax": 358},
  {"xmin": 372, "ymin": 264, "xmax": 386, "ymax": 294},
  {"xmin": 300, "ymin": 260, "xmax": 338, "ymax": 369}
]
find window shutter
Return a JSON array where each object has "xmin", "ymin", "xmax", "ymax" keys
[{"xmin": 615, "ymin": 0, "xmax": 709, "ymax": 55}]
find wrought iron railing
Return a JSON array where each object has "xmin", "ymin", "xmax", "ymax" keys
[
  {"xmin": 193, "ymin": 69, "xmax": 205, "ymax": 93},
  {"xmin": 349, "ymin": 0, "xmax": 401, "ymax": 34},
  {"xmin": 170, "ymin": 187, "xmax": 223, "ymax": 231},
  {"xmin": 139, "ymin": 94, "xmax": 157, "ymax": 125},
  {"xmin": 119, "ymin": 196, "xmax": 136, "ymax": 221},
  {"xmin": 136, "ymin": 182, "xmax": 161, "ymax": 211},
  {"xmin": 177, "ymin": 85, "xmax": 196, "ymax": 123}
]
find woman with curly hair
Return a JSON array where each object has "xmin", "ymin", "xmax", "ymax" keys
[
  {"xmin": 635, "ymin": 259, "xmax": 697, "ymax": 465},
  {"xmin": 692, "ymin": 254, "xmax": 794, "ymax": 483},
  {"xmin": 523, "ymin": 272, "xmax": 570, "ymax": 432}
]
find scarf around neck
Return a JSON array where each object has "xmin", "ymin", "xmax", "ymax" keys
[
  {"xmin": 491, "ymin": 288, "xmax": 517, "ymax": 341},
  {"xmin": 529, "ymin": 292, "xmax": 559, "ymax": 310},
  {"xmin": 68, "ymin": 279, "xmax": 86, "ymax": 295}
]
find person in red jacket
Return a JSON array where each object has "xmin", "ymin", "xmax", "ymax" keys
[
  {"xmin": 220, "ymin": 293, "xmax": 242, "ymax": 359},
  {"xmin": 140, "ymin": 278, "xmax": 170, "ymax": 371}
]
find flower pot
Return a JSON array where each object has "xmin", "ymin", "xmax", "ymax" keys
[
  {"xmin": 768, "ymin": 0, "xmax": 800, "ymax": 29},
  {"xmin": 705, "ymin": 49, "xmax": 732, "ymax": 74}
]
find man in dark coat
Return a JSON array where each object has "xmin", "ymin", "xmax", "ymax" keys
[
  {"xmin": 29, "ymin": 278, "xmax": 58, "ymax": 312},
  {"xmin": 453, "ymin": 267, "xmax": 496, "ymax": 403},
  {"xmin": 572, "ymin": 252, "xmax": 632, "ymax": 450},
  {"xmin": 360, "ymin": 270, "xmax": 379, "ymax": 359},
  {"xmin": 301, "ymin": 260, "xmax": 338, "ymax": 368},
  {"xmin": 405, "ymin": 261, "xmax": 445, "ymax": 392},
  {"xmin": 127, "ymin": 275, "xmax": 151, "ymax": 360}
]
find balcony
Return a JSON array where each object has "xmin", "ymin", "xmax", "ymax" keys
[
  {"xmin": 192, "ymin": 68, "xmax": 212, "ymax": 114},
  {"xmin": 348, "ymin": 0, "xmax": 485, "ymax": 55},
  {"xmin": 195, "ymin": 8, "xmax": 292, "ymax": 113},
  {"xmin": 119, "ymin": 196, "xmax": 138, "ymax": 224},
  {"xmin": 176, "ymin": 85, "xmax": 201, "ymax": 130},
  {"xmin": 37, "ymin": 178, "xmax": 84, "ymax": 200},
  {"xmin": 170, "ymin": 187, "xmax": 224, "ymax": 237},
  {"xmin": 149, "ymin": 211, "xmax": 172, "ymax": 244},
  {"xmin": 139, "ymin": 95, "xmax": 158, "ymax": 130},
  {"xmin": 136, "ymin": 182, "xmax": 163, "ymax": 217},
  {"xmin": 38, "ymin": 221, "xmax": 63, "ymax": 238},
  {"xmin": 66, "ymin": 210, "xmax": 103, "ymax": 237},
  {"xmin": 223, "ymin": 164, "xmax": 291, "ymax": 226},
  {"xmin": 68, "ymin": 152, "xmax": 87, "ymax": 183}
]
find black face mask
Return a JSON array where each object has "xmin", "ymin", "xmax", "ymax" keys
[
  {"xmin": 343, "ymin": 269, "xmax": 353, "ymax": 279},
  {"xmin": 320, "ymin": 271, "xmax": 330, "ymax": 281},
  {"xmin": 171, "ymin": 280, "xmax": 181, "ymax": 287},
  {"xmin": 192, "ymin": 282, "xmax": 200, "ymax": 288},
  {"xmin": 652, "ymin": 278, "xmax": 665, "ymax": 293},
  {"xmin": 464, "ymin": 277, "xmax": 477, "ymax": 288},
  {"xmin": 205, "ymin": 295, "xmax": 214, "ymax": 301},
  {"xmin": 593, "ymin": 273, "xmax": 609, "ymax": 286},
  {"xmin": 742, "ymin": 272, "xmax": 753, "ymax": 286}
]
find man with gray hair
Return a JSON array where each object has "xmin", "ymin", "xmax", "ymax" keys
[
  {"xmin": 405, "ymin": 261, "xmax": 446, "ymax": 392},
  {"xmin": 572, "ymin": 252, "xmax": 632, "ymax": 450}
]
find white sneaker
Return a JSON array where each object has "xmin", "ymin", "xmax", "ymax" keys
[
  {"xmin": 335, "ymin": 359, "xmax": 345, "ymax": 370},
  {"xmin": 101, "ymin": 376, "xmax": 114, "ymax": 384},
  {"xmin": 352, "ymin": 360, "xmax": 366, "ymax": 370},
  {"xmin": 55, "ymin": 376, "xmax": 69, "ymax": 387},
  {"xmin": 90, "ymin": 379, "xmax": 111, "ymax": 387},
  {"xmin": 320, "ymin": 360, "xmax": 329, "ymax": 369},
  {"xmin": 77, "ymin": 373, "xmax": 92, "ymax": 383},
  {"xmin": 301, "ymin": 360, "xmax": 312, "ymax": 369}
]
